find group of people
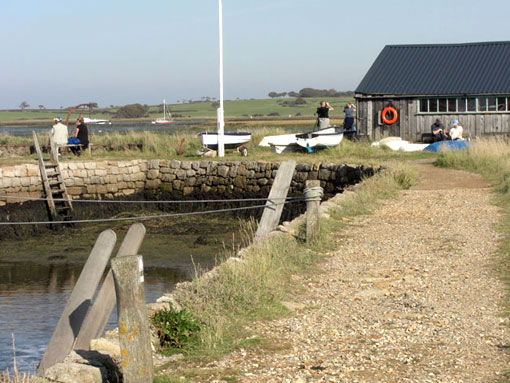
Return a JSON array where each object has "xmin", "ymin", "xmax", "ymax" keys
[
  {"xmin": 316, "ymin": 100, "xmax": 356, "ymax": 131},
  {"xmin": 50, "ymin": 116, "xmax": 89, "ymax": 156},
  {"xmin": 431, "ymin": 118, "xmax": 464, "ymax": 142}
]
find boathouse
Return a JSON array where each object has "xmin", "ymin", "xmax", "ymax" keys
[{"xmin": 354, "ymin": 41, "xmax": 510, "ymax": 141}]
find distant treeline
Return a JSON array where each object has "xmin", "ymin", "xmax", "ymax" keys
[{"xmin": 268, "ymin": 88, "xmax": 354, "ymax": 98}]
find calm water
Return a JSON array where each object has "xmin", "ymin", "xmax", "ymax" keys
[
  {"xmin": 0, "ymin": 120, "xmax": 209, "ymax": 136},
  {"xmin": 0, "ymin": 215, "xmax": 248, "ymax": 374}
]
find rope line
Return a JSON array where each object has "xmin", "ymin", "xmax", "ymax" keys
[
  {"xmin": 0, "ymin": 195, "xmax": 304, "ymax": 204},
  {"xmin": 0, "ymin": 199, "xmax": 303, "ymax": 226}
]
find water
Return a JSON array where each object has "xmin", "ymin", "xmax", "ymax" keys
[
  {"xmin": 0, "ymin": 214, "xmax": 248, "ymax": 374},
  {"xmin": 0, "ymin": 120, "xmax": 209, "ymax": 136}
]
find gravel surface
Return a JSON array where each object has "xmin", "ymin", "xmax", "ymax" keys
[{"xmin": 171, "ymin": 163, "xmax": 510, "ymax": 382}]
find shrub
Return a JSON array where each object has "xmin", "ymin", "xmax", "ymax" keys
[
  {"xmin": 267, "ymin": 112, "xmax": 280, "ymax": 117},
  {"xmin": 152, "ymin": 307, "xmax": 200, "ymax": 349}
]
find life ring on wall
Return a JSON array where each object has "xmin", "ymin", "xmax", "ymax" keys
[{"xmin": 381, "ymin": 106, "xmax": 398, "ymax": 125}]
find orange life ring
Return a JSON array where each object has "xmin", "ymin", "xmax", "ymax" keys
[{"xmin": 381, "ymin": 106, "xmax": 398, "ymax": 125}]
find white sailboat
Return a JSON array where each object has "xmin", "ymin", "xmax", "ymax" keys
[{"xmin": 151, "ymin": 99, "xmax": 172, "ymax": 125}]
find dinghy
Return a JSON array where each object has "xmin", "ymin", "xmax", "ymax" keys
[
  {"xmin": 198, "ymin": 132, "xmax": 251, "ymax": 149},
  {"xmin": 260, "ymin": 126, "xmax": 344, "ymax": 153}
]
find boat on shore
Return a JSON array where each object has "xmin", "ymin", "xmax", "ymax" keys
[
  {"xmin": 259, "ymin": 126, "xmax": 344, "ymax": 153},
  {"xmin": 198, "ymin": 132, "xmax": 251, "ymax": 149},
  {"xmin": 151, "ymin": 99, "xmax": 172, "ymax": 125}
]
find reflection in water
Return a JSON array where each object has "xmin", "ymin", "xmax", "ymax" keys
[
  {"xmin": 0, "ymin": 261, "xmax": 190, "ymax": 373},
  {"xmin": 0, "ymin": 214, "xmax": 249, "ymax": 374}
]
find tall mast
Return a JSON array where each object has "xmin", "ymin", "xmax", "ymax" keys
[{"xmin": 217, "ymin": 0, "xmax": 225, "ymax": 157}]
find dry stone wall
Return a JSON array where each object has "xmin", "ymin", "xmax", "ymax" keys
[{"xmin": 0, "ymin": 159, "xmax": 375, "ymax": 205}]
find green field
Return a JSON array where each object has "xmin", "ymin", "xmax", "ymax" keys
[{"xmin": 0, "ymin": 97, "xmax": 354, "ymax": 123}]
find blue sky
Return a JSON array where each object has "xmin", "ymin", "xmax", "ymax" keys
[{"xmin": 1, "ymin": 0, "xmax": 509, "ymax": 109}]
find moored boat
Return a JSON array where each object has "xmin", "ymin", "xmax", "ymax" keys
[
  {"xmin": 83, "ymin": 117, "xmax": 111, "ymax": 125},
  {"xmin": 151, "ymin": 99, "xmax": 172, "ymax": 125}
]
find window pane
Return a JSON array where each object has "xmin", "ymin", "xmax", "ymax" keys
[
  {"xmin": 419, "ymin": 99, "xmax": 428, "ymax": 113},
  {"xmin": 487, "ymin": 97, "xmax": 496, "ymax": 112},
  {"xmin": 497, "ymin": 97, "xmax": 506, "ymax": 111},
  {"xmin": 458, "ymin": 98, "xmax": 467, "ymax": 112},
  {"xmin": 467, "ymin": 98, "xmax": 476, "ymax": 111},
  {"xmin": 448, "ymin": 99, "xmax": 457, "ymax": 112},
  {"xmin": 438, "ymin": 98, "xmax": 447, "ymax": 112},
  {"xmin": 429, "ymin": 99, "xmax": 438, "ymax": 112},
  {"xmin": 488, "ymin": 97, "xmax": 497, "ymax": 111},
  {"xmin": 478, "ymin": 97, "xmax": 487, "ymax": 112}
]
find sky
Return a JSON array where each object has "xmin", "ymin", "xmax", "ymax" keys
[{"xmin": 1, "ymin": 0, "xmax": 510, "ymax": 109}]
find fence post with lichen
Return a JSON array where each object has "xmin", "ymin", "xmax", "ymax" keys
[{"xmin": 111, "ymin": 255, "xmax": 153, "ymax": 383}]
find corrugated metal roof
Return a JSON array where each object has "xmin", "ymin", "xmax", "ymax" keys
[{"xmin": 355, "ymin": 41, "xmax": 510, "ymax": 95}]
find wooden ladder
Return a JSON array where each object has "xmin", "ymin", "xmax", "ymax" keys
[{"xmin": 32, "ymin": 131, "xmax": 74, "ymax": 221}]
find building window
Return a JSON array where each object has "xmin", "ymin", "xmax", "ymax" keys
[
  {"xmin": 417, "ymin": 96, "xmax": 510, "ymax": 114},
  {"xmin": 438, "ymin": 98, "xmax": 447, "ymax": 112},
  {"xmin": 498, "ymin": 97, "xmax": 507, "ymax": 111},
  {"xmin": 419, "ymin": 99, "xmax": 428, "ymax": 113},
  {"xmin": 448, "ymin": 99, "xmax": 457, "ymax": 112},
  {"xmin": 458, "ymin": 98, "xmax": 466, "ymax": 112},
  {"xmin": 467, "ymin": 98, "xmax": 476, "ymax": 112},
  {"xmin": 429, "ymin": 99, "xmax": 438, "ymax": 113}
]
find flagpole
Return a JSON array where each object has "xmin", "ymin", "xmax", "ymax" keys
[{"xmin": 217, "ymin": 0, "xmax": 225, "ymax": 157}]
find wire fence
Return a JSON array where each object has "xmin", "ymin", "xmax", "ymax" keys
[{"xmin": 0, "ymin": 195, "xmax": 305, "ymax": 226}]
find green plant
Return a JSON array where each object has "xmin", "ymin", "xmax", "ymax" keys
[{"xmin": 152, "ymin": 307, "xmax": 200, "ymax": 349}]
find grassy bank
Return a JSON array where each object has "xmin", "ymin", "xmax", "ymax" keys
[
  {"xmin": 0, "ymin": 128, "xmax": 434, "ymax": 166},
  {"xmin": 437, "ymin": 138, "xmax": 510, "ymax": 316},
  {"xmin": 0, "ymin": 97, "xmax": 353, "ymax": 123},
  {"xmin": 154, "ymin": 164, "xmax": 419, "ymax": 382}
]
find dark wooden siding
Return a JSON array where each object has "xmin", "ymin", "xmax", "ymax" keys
[{"xmin": 355, "ymin": 96, "xmax": 510, "ymax": 141}]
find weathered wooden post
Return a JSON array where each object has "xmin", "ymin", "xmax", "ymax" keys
[
  {"xmin": 254, "ymin": 160, "xmax": 296, "ymax": 242},
  {"xmin": 111, "ymin": 255, "xmax": 153, "ymax": 383},
  {"xmin": 38, "ymin": 229, "xmax": 117, "ymax": 373},
  {"xmin": 74, "ymin": 223, "xmax": 146, "ymax": 350},
  {"xmin": 304, "ymin": 180, "xmax": 323, "ymax": 243}
]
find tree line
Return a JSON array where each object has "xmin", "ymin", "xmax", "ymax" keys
[{"xmin": 268, "ymin": 88, "xmax": 354, "ymax": 98}]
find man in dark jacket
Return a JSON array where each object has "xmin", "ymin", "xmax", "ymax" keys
[{"xmin": 431, "ymin": 118, "xmax": 447, "ymax": 142}]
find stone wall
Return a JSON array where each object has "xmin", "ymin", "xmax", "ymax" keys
[{"xmin": 0, "ymin": 159, "xmax": 375, "ymax": 205}]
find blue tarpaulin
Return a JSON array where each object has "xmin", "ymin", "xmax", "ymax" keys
[{"xmin": 424, "ymin": 140, "xmax": 469, "ymax": 152}]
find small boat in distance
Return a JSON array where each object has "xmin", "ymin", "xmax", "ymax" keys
[
  {"xmin": 83, "ymin": 117, "xmax": 111, "ymax": 125},
  {"xmin": 152, "ymin": 99, "xmax": 172, "ymax": 125},
  {"xmin": 198, "ymin": 132, "xmax": 251, "ymax": 150}
]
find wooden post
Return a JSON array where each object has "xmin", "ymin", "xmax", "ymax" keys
[
  {"xmin": 254, "ymin": 160, "xmax": 296, "ymax": 242},
  {"xmin": 74, "ymin": 223, "xmax": 146, "ymax": 350},
  {"xmin": 38, "ymin": 230, "xmax": 117, "ymax": 373},
  {"xmin": 111, "ymin": 255, "xmax": 153, "ymax": 383},
  {"xmin": 304, "ymin": 180, "xmax": 323, "ymax": 243}
]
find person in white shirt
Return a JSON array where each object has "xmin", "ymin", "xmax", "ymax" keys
[
  {"xmin": 51, "ymin": 117, "xmax": 68, "ymax": 146},
  {"xmin": 449, "ymin": 120, "xmax": 464, "ymax": 140}
]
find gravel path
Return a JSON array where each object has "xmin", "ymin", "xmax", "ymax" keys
[{"xmin": 180, "ymin": 163, "xmax": 510, "ymax": 382}]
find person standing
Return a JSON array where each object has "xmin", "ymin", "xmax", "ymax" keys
[
  {"xmin": 71, "ymin": 117, "xmax": 89, "ymax": 156},
  {"xmin": 51, "ymin": 116, "xmax": 68, "ymax": 146},
  {"xmin": 343, "ymin": 102, "xmax": 356, "ymax": 131},
  {"xmin": 316, "ymin": 101, "xmax": 334, "ymax": 130}
]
